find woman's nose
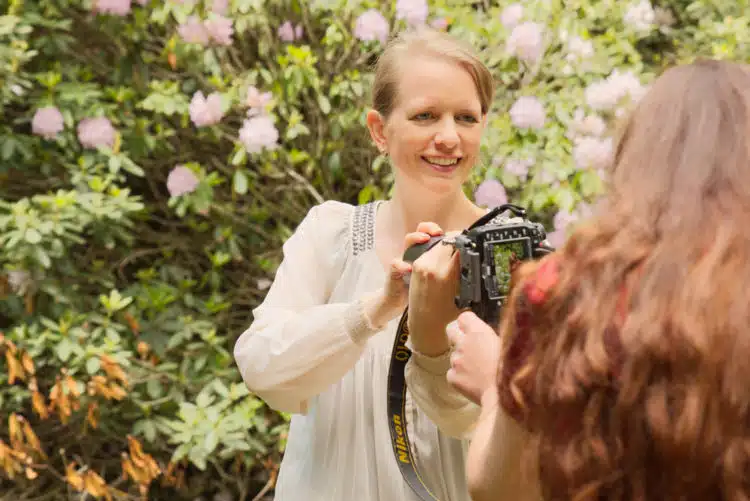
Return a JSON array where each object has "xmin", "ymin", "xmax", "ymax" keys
[{"xmin": 434, "ymin": 119, "xmax": 459, "ymax": 149}]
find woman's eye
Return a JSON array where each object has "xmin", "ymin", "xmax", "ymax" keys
[
  {"xmin": 458, "ymin": 114, "xmax": 479, "ymax": 123},
  {"xmin": 413, "ymin": 112, "xmax": 432, "ymax": 120}
]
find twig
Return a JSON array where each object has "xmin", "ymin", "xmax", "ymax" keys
[
  {"xmin": 284, "ymin": 168, "xmax": 324, "ymax": 204},
  {"xmin": 250, "ymin": 471, "xmax": 276, "ymax": 501}
]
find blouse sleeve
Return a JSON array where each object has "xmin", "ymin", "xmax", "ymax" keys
[
  {"xmin": 404, "ymin": 347, "xmax": 481, "ymax": 439},
  {"xmin": 233, "ymin": 201, "xmax": 381, "ymax": 415}
]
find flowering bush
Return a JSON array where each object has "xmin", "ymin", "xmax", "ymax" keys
[{"xmin": 0, "ymin": 0, "xmax": 746, "ymax": 499}]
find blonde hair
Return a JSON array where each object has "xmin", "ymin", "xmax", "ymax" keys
[{"xmin": 371, "ymin": 27, "xmax": 494, "ymax": 118}]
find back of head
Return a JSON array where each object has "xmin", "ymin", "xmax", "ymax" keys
[
  {"xmin": 371, "ymin": 27, "xmax": 494, "ymax": 119},
  {"xmin": 505, "ymin": 59, "xmax": 750, "ymax": 501}
]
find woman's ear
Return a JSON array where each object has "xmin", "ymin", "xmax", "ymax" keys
[{"xmin": 366, "ymin": 109, "xmax": 388, "ymax": 155}]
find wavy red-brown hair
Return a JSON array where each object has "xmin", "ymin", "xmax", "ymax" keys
[{"xmin": 499, "ymin": 59, "xmax": 750, "ymax": 501}]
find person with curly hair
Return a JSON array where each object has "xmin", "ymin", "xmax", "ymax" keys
[{"xmin": 446, "ymin": 58, "xmax": 750, "ymax": 501}]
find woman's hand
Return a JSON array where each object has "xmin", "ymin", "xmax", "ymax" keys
[
  {"xmin": 362, "ymin": 229, "xmax": 437, "ymax": 329},
  {"xmin": 403, "ymin": 222, "xmax": 462, "ymax": 357},
  {"xmin": 446, "ymin": 311, "xmax": 501, "ymax": 406}
]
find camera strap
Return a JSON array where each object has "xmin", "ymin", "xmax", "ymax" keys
[
  {"xmin": 386, "ymin": 203, "xmax": 549, "ymax": 500},
  {"xmin": 387, "ymin": 307, "xmax": 442, "ymax": 501}
]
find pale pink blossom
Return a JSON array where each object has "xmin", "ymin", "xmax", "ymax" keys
[
  {"xmin": 566, "ymin": 36, "xmax": 594, "ymax": 61},
  {"xmin": 395, "ymin": 0, "xmax": 428, "ymax": 26},
  {"xmin": 573, "ymin": 136, "xmax": 613, "ymax": 171},
  {"xmin": 92, "ymin": 0, "xmax": 131, "ymax": 15},
  {"xmin": 245, "ymin": 86, "xmax": 273, "ymax": 113},
  {"xmin": 239, "ymin": 115, "xmax": 280, "ymax": 154},
  {"xmin": 178, "ymin": 16, "xmax": 209, "ymax": 45},
  {"xmin": 624, "ymin": 0, "xmax": 655, "ymax": 32},
  {"xmin": 32, "ymin": 106, "xmax": 64, "ymax": 139},
  {"xmin": 430, "ymin": 17, "xmax": 449, "ymax": 30},
  {"xmin": 569, "ymin": 109, "xmax": 607, "ymax": 137},
  {"xmin": 474, "ymin": 179, "xmax": 508, "ymax": 208},
  {"xmin": 189, "ymin": 91, "xmax": 224, "ymax": 127},
  {"xmin": 211, "ymin": 0, "xmax": 228, "ymax": 14},
  {"xmin": 354, "ymin": 9, "xmax": 390, "ymax": 44},
  {"xmin": 504, "ymin": 158, "xmax": 533, "ymax": 180},
  {"xmin": 585, "ymin": 70, "xmax": 646, "ymax": 111},
  {"xmin": 204, "ymin": 15, "xmax": 233, "ymax": 46},
  {"xmin": 547, "ymin": 203, "xmax": 593, "ymax": 248},
  {"xmin": 509, "ymin": 96, "xmax": 546, "ymax": 129},
  {"xmin": 506, "ymin": 21, "xmax": 545, "ymax": 64},
  {"xmin": 167, "ymin": 165, "xmax": 199, "ymax": 197},
  {"xmin": 500, "ymin": 3, "xmax": 523, "ymax": 28},
  {"xmin": 278, "ymin": 21, "xmax": 303, "ymax": 42},
  {"xmin": 77, "ymin": 117, "xmax": 116, "ymax": 149}
]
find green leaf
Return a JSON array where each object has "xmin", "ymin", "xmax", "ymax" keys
[
  {"xmin": 232, "ymin": 170, "xmax": 248, "ymax": 195},
  {"xmin": 25, "ymin": 228, "xmax": 42, "ymax": 244},
  {"xmin": 86, "ymin": 357, "xmax": 101, "ymax": 374},
  {"xmin": 147, "ymin": 378, "xmax": 163, "ymax": 399},
  {"xmin": 317, "ymin": 94, "xmax": 331, "ymax": 114},
  {"xmin": 56, "ymin": 339, "xmax": 74, "ymax": 362},
  {"xmin": 203, "ymin": 430, "xmax": 218, "ymax": 453}
]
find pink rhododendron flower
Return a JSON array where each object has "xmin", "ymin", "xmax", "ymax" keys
[
  {"xmin": 573, "ymin": 136, "xmax": 613, "ymax": 171},
  {"xmin": 568, "ymin": 108, "xmax": 607, "ymax": 139},
  {"xmin": 566, "ymin": 35, "xmax": 594, "ymax": 61},
  {"xmin": 354, "ymin": 9, "xmax": 390, "ymax": 44},
  {"xmin": 547, "ymin": 203, "xmax": 593, "ymax": 247},
  {"xmin": 504, "ymin": 158, "xmax": 533, "ymax": 180},
  {"xmin": 204, "ymin": 15, "xmax": 233, "ymax": 46},
  {"xmin": 245, "ymin": 86, "xmax": 273, "ymax": 113},
  {"xmin": 395, "ymin": 0, "xmax": 428, "ymax": 26},
  {"xmin": 278, "ymin": 21, "xmax": 303, "ymax": 42},
  {"xmin": 211, "ymin": 0, "xmax": 228, "ymax": 14},
  {"xmin": 189, "ymin": 91, "xmax": 224, "ymax": 127},
  {"xmin": 509, "ymin": 96, "xmax": 546, "ymax": 129},
  {"xmin": 430, "ymin": 17, "xmax": 449, "ymax": 30},
  {"xmin": 585, "ymin": 70, "xmax": 646, "ymax": 111},
  {"xmin": 500, "ymin": 3, "xmax": 523, "ymax": 28},
  {"xmin": 474, "ymin": 179, "xmax": 508, "ymax": 208},
  {"xmin": 32, "ymin": 106, "xmax": 64, "ymax": 139},
  {"xmin": 178, "ymin": 16, "xmax": 209, "ymax": 45},
  {"xmin": 506, "ymin": 21, "xmax": 545, "ymax": 64},
  {"xmin": 624, "ymin": 0, "xmax": 655, "ymax": 32},
  {"xmin": 167, "ymin": 165, "xmax": 199, "ymax": 197},
  {"xmin": 92, "ymin": 0, "xmax": 131, "ymax": 15},
  {"xmin": 239, "ymin": 115, "xmax": 279, "ymax": 154},
  {"xmin": 77, "ymin": 117, "xmax": 116, "ymax": 149}
]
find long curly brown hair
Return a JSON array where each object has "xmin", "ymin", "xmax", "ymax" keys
[{"xmin": 500, "ymin": 59, "xmax": 750, "ymax": 501}]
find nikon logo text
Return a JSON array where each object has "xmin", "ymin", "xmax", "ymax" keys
[
  {"xmin": 392, "ymin": 414, "xmax": 410, "ymax": 464},
  {"xmin": 394, "ymin": 325, "xmax": 410, "ymax": 362}
]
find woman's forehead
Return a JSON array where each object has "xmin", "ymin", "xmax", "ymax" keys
[{"xmin": 394, "ymin": 57, "xmax": 482, "ymax": 110}]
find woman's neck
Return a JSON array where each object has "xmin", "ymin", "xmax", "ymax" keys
[{"xmin": 384, "ymin": 186, "xmax": 484, "ymax": 237}]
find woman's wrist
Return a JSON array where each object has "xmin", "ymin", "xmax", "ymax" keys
[
  {"xmin": 362, "ymin": 289, "xmax": 404, "ymax": 330},
  {"xmin": 408, "ymin": 316, "xmax": 452, "ymax": 357}
]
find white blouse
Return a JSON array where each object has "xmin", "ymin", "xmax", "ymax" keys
[{"xmin": 234, "ymin": 200, "xmax": 482, "ymax": 501}]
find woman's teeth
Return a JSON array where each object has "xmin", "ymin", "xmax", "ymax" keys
[{"xmin": 424, "ymin": 157, "xmax": 459, "ymax": 166}]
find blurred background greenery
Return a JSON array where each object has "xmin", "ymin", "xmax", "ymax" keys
[{"xmin": 1, "ymin": 0, "xmax": 747, "ymax": 499}]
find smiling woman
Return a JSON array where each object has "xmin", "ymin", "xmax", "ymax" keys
[{"xmin": 233, "ymin": 27, "xmax": 506, "ymax": 501}]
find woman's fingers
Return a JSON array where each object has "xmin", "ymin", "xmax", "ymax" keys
[
  {"xmin": 390, "ymin": 258, "xmax": 412, "ymax": 279},
  {"xmin": 404, "ymin": 231, "xmax": 431, "ymax": 249},
  {"xmin": 416, "ymin": 222, "xmax": 444, "ymax": 236}
]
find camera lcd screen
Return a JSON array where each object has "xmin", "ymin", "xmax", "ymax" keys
[{"xmin": 490, "ymin": 238, "xmax": 530, "ymax": 298}]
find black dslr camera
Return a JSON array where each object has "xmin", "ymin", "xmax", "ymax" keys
[{"xmin": 403, "ymin": 204, "xmax": 553, "ymax": 325}]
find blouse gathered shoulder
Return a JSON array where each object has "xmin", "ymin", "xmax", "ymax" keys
[{"xmin": 233, "ymin": 200, "xmax": 480, "ymax": 501}]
